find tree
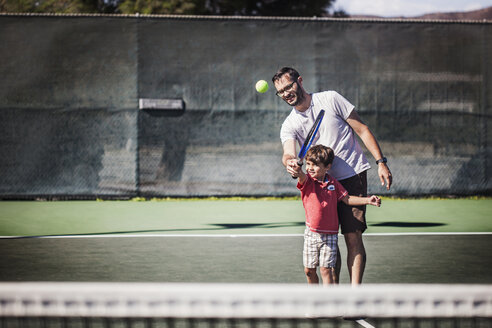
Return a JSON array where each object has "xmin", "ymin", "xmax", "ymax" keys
[
  {"xmin": 117, "ymin": 0, "xmax": 336, "ymax": 16},
  {"xmin": 117, "ymin": 0, "xmax": 203, "ymax": 15},
  {"xmin": 1, "ymin": 0, "xmax": 344, "ymax": 17},
  {"xmin": 0, "ymin": 0, "xmax": 118, "ymax": 13}
]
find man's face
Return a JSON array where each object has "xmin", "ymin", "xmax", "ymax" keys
[{"xmin": 274, "ymin": 74, "xmax": 304, "ymax": 107}]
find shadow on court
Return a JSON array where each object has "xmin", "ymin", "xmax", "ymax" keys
[
  {"xmin": 1, "ymin": 222, "xmax": 305, "ymax": 239},
  {"xmin": 370, "ymin": 222, "xmax": 446, "ymax": 227}
]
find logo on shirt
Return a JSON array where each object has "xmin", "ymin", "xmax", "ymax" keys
[{"xmin": 326, "ymin": 185, "xmax": 335, "ymax": 191}]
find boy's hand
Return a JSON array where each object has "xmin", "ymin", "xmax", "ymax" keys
[{"xmin": 368, "ymin": 195, "xmax": 381, "ymax": 207}]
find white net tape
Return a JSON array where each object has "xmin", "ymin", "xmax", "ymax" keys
[{"xmin": 0, "ymin": 283, "xmax": 491, "ymax": 319}]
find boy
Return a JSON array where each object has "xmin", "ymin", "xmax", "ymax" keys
[{"xmin": 291, "ymin": 145, "xmax": 381, "ymax": 285}]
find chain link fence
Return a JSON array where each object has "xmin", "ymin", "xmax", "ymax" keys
[{"xmin": 0, "ymin": 14, "xmax": 490, "ymax": 198}]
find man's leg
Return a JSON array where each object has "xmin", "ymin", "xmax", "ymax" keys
[
  {"xmin": 338, "ymin": 171, "xmax": 368, "ymax": 285},
  {"xmin": 344, "ymin": 230, "xmax": 366, "ymax": 285},
  {"xmin": 334, "ymin": 247, "xmax": 341, "ymax": 284}
]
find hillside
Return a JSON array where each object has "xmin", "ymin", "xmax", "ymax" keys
[{"xmin": 350, "ymin": 5, "xmax": 492, "ymax": 21}]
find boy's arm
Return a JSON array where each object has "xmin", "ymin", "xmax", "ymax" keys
[
  {"xmin": 297, "ymin": 172, "xmax": 307, "ymax": 185},
  {"xmin": 341, "ymin": 195, "xmax": 381, "ymax": 207}
]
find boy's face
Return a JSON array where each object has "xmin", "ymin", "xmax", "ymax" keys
[{"xmin": 305, "ymin": 160, "xmax": 331, "ymax": 181}]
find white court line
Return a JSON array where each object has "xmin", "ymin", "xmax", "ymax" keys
[
  {"xmin": 366, "ymin": 232, "xmax": 492, "ymax": 236},
  {"xmin": 0, "ymin": 232, "xmax": 491, "ymax": 239},
  {"xmin": 356, "ymin": 319, "xmax": 376, "ymax": 328},
  {"xmin": 0, "ymin": 234, "xmax": 303, "ymax": 239}
]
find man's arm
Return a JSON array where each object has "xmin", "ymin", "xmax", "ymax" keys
[
  {"xmin": 282, "ymin": 139, "xmax": 296, "ymax": 166},
  {"xmin": 282, "ymin": 139, "xmax": 300, "ymax": 177},
  {"xmin": 345, "ymin": 110, "xmax": 393, "ymax": 190}
]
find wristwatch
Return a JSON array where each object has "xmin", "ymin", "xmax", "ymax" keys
[{"xmin": 376, "ymin": 157, "xmax": 387, "ymax": 165}]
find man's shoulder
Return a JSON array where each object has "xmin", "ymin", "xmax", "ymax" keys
[
  {"xmin": 313, "ymin": 90, "xmax": 354, "ymax": 118},
  {"xmin": 312, "ymin": 90, "xmax": 340, "ymax": 103}
]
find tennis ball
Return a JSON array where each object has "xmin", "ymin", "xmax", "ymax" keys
[{"xmin": 255, "ymin": 80, "xmax": 269, "ymax": 93}]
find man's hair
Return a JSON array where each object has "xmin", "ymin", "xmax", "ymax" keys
[
  {"xmin": 305, "ymin": 145, "xmax": 334, "ymax": 167},
  {"xmin": 272, "ymin": 67, "xmax": 300, "ymax": 83}
]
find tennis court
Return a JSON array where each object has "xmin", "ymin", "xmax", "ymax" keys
[
  {"xmin": 0, "ymin": 198, "xmax": 491, "ymax": 327},
  {"xmin": 1, "ymin": 198, "xmax": 490, "ymax": 284},
  {"xmin": 0, "ymin": 14, "xmax": 491, "ymax": 327}
]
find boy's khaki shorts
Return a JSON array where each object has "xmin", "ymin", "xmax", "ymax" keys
[{"xmin": 303, "ymin": 228, "xmax": 338, "ymax": 269}]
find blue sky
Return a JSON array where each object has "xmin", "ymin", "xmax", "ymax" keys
[{"xmin": 333, "ymin": 0, "xmax": 492, "ymax": 17}]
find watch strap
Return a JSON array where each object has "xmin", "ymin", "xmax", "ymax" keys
[{"xmin": 376, "ymin": 157, "xmax": 387, "ymax": 165}]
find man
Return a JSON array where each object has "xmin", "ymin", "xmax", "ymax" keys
[{"xmin": 273, "ymin": 67, "xmax": 392, "ymax": 285}]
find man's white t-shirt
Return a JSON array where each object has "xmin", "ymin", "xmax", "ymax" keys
[{"xmin": 280, "ymin": 91, "xmax": 371, "ymax": 181}]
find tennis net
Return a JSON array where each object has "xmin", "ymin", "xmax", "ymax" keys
[{"xmin": 0, "ymin": 283, "xmax": 490, "ymax": 328}]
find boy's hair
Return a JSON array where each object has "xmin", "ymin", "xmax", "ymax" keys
[
  {"xmin": 272, "ymin": 67, "xmax": 300, "ymax": 83},
  {"xmin": 305, "ymin": 145, "xmax": 334, "ymax": 167}
]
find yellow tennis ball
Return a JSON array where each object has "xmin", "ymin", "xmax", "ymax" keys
[{"xmin": 255, "ymin": 80, "xmax": 269, "ymax": 93}]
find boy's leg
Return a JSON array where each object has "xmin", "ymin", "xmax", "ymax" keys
[
  {"xmin": 319, "ymin": 233, "xmax": 338, "ymax": 285},
  {"xmin": 320, "ymin": 267, "xmax": 335, "ymax": 285},
  {"xmin": 304, "ymin": 267, "xmax": 319, "ymax": 284},
  {"xmin": 303, "ymin": 228, "xmax": 320, "ymax": 284}
]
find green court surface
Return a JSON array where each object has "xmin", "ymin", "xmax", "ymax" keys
[
  {"xmin": 0, "ymin": 198, "xmax": 491, "ymax": 284},
  {"xmin": 0, "ymin": 198, "xmax": 491, "ymax": 236}
]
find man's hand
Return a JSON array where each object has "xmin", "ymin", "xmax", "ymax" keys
[
  {"xmin": 286, "ymin": 158, "xmax": 301, "ymax": 177},
  {"xmin": 378, "ymin": 163, "xmax": 392, "ymax": 190}
]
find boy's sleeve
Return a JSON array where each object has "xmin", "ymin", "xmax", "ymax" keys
[
  {"xmin": 334, "ymin": 178, "xmax": 348, "ymax": 202},
  {"xmin": 297, "ymin": 174, "xmax": 313, "ymax": 191}
]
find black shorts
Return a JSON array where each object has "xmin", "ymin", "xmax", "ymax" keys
[{"xmin": 337, "ymin": 171, "xmax": 368, "ymax": 234}]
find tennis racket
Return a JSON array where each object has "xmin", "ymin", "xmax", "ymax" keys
[{"xmin": 292, "ymin": 109, "xmax": 325, "ymax": 178}]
